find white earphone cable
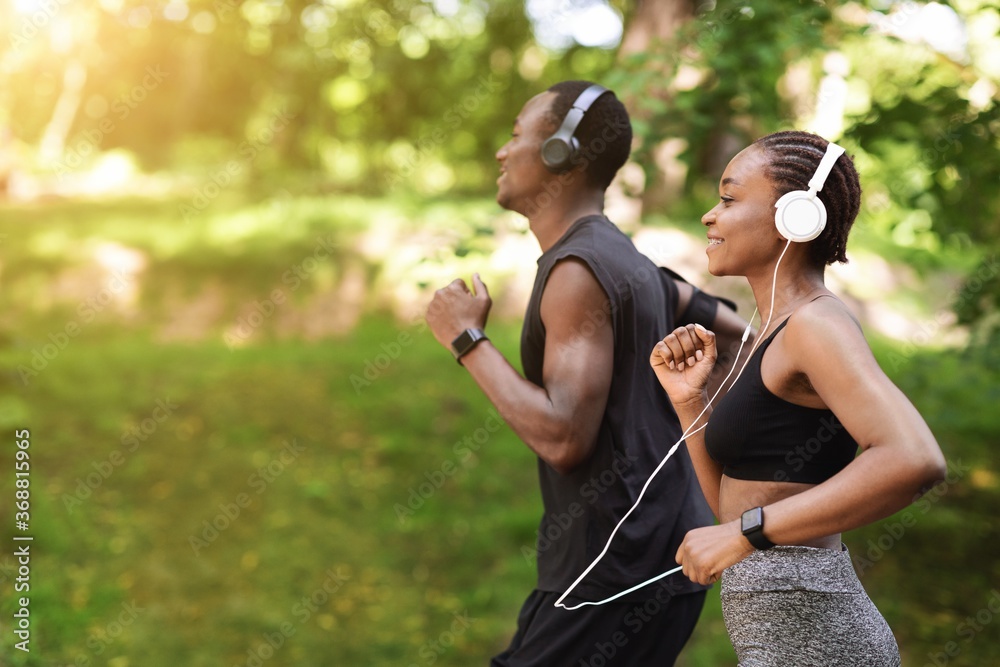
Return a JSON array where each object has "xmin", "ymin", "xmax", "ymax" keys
[{"xmin": 554, "ymin": 239, "xmax": 793, "ymax": 610}]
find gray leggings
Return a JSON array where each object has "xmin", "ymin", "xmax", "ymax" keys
[{"xmin": 721, "ymin": 545, "xmax": 900, "ymax": 667}]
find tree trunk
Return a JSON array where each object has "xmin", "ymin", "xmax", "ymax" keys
[
  {"xmin": 618, "ymin": 0, "xmax": 696, "ymax": 57},
  {"xmin": 617, "ymin": 0, "xmax": 697, "ymax": 216},
  {"xmin": 39, "ymin": 59, "xmax": 87, "ymax": 165}
]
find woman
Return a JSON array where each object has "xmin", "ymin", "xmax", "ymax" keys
[{"xmin": 650, "ymin": 130, "xmax": 946, "ymax": 666}]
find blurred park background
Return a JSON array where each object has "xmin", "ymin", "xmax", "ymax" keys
[{"xmin": 0, "ymin": 0, "xmax": 999, "ymax": 665}]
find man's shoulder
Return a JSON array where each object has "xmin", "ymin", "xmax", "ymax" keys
[
  {"xmin": 549, "ymin": 217, "xmax": 646, "ymax": 269},
  {"xmin": 563, "ymin": 214, "xmax": 630, "ymax": 246}
]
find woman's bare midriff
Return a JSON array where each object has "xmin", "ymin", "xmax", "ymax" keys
[{"xmin": 719, "ymin": 475, "xmax": 842, "ymax": 550}]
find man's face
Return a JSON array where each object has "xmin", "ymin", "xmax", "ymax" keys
[{"xmin": 494, "ymin": 92, "xmax": 559, "ymax": 214}]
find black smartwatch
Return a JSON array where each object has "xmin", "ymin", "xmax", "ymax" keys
[
  {"xmin": 741, "ymin": 506, "xmax": 775, "ymax": 551},
  {"xmin": 450, "ymin": 328, "xmax": 488, "ymax": 364}
]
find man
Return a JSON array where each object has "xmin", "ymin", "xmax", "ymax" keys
[{"xmin": 426, "ymin": 80, "xmax": 749, "ymax": 665}]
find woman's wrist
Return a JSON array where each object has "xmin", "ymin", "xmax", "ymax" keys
[{"xmin": 673, "ymin": 391, "xmax": 710, "ymax": 419}]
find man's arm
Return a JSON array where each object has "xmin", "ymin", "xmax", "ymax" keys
[
  {"xmin": 426, "ymin": 260, "xmax": 613, "ymax": 474},
  {"xmin": 706, "ymin": 300, "xmax": 753, "ymax": 400},
  {"xmin": 673, "ymin": 281, "xmax": 753, "ymax": 400}
]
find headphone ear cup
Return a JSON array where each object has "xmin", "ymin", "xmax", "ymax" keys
[
  {"xmin": 541, "ymin": 136, "xmax": 574, "ymax": 172},
  {"xmin": 774, "ymin": 191, "xmax": 827, "ymax": 242},
  {"xmin": 540, "ymin": 84, "xmax": 609, "ymax": 174}
]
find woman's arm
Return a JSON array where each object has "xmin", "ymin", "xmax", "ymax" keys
[
  {"xmin": 674, "ymin": 298, "xmax": 946, "ymax": 584},
  {"xmin": 754, "ymin": 298, "xmax": 946, "ymax": 543},
  {"xmin": 651, "ymin": 324, "xmax": 726, "ymax": 518}
]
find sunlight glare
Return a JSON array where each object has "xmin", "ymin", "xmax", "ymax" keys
[
  {"xmin": 870, "ymin": 1, "xmax": 968, "ymax": 63},
  {"xmin": 526, "ymin": 0, "xmax": 623, "ymax": 51}
]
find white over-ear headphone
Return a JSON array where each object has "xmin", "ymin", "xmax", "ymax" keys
[{"xmin": 773, "ymin": 142, "xmax": 845, "ymax": 242}]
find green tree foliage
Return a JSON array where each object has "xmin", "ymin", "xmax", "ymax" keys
[
  {"xmin": 0, "ymin": 0, "xmax": 616, "ymax": 194},
  {"xmin": 2, "ymin": 0, "xmax": 997, "ymax": 330},
  {"xmin": 608, "ymin": 0, "xmax": 1000, "ymax": 336}
]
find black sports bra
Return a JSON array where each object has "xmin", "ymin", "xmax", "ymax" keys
[{"xmin": 704, "ymin": 318, "xmax": 858, "ymax": 484}]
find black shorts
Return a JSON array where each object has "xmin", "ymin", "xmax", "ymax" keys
[{"xmin": 490, "ymin": 587, "xmax": 706, "ymax": 666}]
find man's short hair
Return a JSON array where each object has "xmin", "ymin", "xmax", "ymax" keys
[{"xmin": 544, "ymin": 80, "xmax": 633, "ymax": 191}]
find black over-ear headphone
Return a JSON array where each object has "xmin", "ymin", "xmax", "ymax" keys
[{"xmin": 541, "ymin": 84, "xmax": 611, "ymax": 173}]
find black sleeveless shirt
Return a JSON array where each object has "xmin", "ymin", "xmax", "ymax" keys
[
  {"xmin": 521, "ymin": 215, "xmax": 713, "ymax": 601},
  {"xmin": 704, "ymin": 318, "xmax": 858, "ymax": 483}
]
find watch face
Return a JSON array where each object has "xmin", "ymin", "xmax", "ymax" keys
[
  {"xmin": 741, "ymin": 508, "xmax": 761, "ymax": 533},
  {"xmin": 451, "ymin": 329, "xmax": 486, "ymax": 358},
  {"xmin": 453, "ymin": 331, "xmax": 473, "ymax": 350}
]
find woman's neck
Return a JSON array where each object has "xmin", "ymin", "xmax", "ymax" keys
[{"xmin": 748, "ymin": 265, "xmax": 829, "ymax": 329}]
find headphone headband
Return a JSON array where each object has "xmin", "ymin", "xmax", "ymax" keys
[
  {"xmin": 566, "ymin": 84, "xmax": 610, "ymax": 119},
  {"xmin": 541, "ymin": 84, "xmax": 611, "ymax": 172},
  {"xmin": 807, "ymin": 142, "xmax": 846, "ymax": 195}
]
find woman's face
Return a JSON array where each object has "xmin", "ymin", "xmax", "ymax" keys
[{"xmin": 701, "ymin": 145, "xmax": 784, "ymax": 277}]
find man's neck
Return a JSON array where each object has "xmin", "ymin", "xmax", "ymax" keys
[{"xmin": 528, "ymin": 191, "xmax": 606, "ymax": 252}]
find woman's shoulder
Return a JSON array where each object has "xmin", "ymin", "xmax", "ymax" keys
[
  {"xmin": 781, "ymin": 294, "xmax": 870, "ymax": 366},
  {"xmin": 788, "ymin": 293, "xmax": 861, "ymax": 333}
]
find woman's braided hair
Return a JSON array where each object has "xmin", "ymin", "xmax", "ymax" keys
[{"xmin": 752, "ymin": 131, "xmax": 862, "ymax": 266}]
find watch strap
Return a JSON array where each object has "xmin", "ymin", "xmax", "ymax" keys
[
  {"xmin": 741, "ymin": 507, "xmax": 776, "ymax": 551},
  {"xmin": 744, "ymin": 526, "xmax": 775, "ymax": 551}
]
